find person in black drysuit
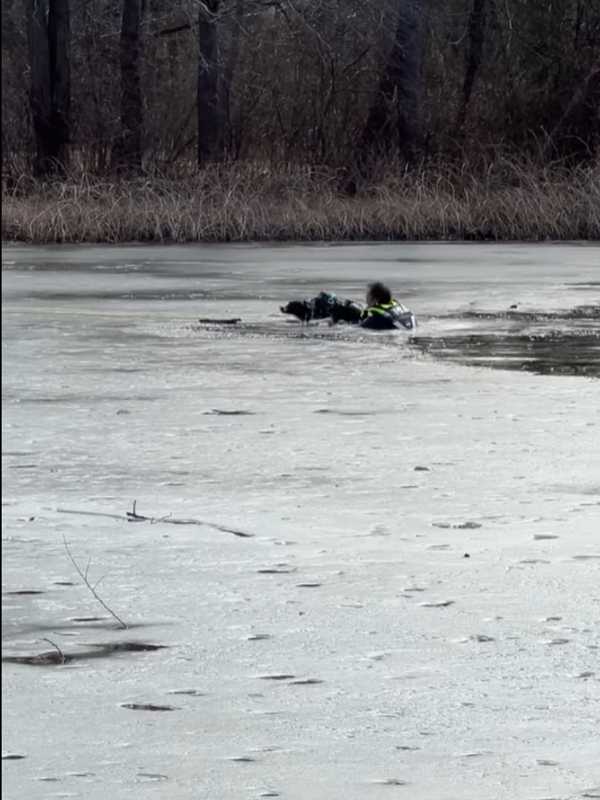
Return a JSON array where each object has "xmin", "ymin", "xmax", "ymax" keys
[{"xmin": 359, "ymin": 281, "xmax": 416, "ymax": 331}]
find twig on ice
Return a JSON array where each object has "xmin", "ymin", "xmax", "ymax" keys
[
  {"xmin": 55, "ymin": 504, "xmax": 253, "ymax": 538},
  {"xmin": 125, "ymin": 500, "xmax": 253, "ymax": 537},
  {"xmin": 63, "ymin": 536, "xmax": 127, "ymax": 629},
  {"xmin": 41, "ymin": 638, "xmax": 65, "ymax": 664}
]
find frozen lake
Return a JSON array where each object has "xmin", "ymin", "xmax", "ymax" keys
[{"xmin": 2, "ymin": 242, "xmax": 600, "ymax": 800}]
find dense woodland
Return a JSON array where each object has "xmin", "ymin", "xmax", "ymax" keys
[
  {"xmin": 2, "ymin": 0, "xmax": 599, "ymax": 175},
  {"xmin": 1, "ymin": 1, "xmax": 599, "ymax": 241}
]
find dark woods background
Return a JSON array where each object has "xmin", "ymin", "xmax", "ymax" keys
[{"xmin": 2, "ymin": 0, "xmax": 599, "ymax": 180}]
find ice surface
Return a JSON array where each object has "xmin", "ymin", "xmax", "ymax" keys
[{"xmin": 2, "ymin": 242, "xmax": 600, "ymax": 800}]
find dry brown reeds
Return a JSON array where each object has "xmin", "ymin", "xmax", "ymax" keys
[{"xmin": 2, "ymin": 158, "xmax": 598, "ymax": 243}]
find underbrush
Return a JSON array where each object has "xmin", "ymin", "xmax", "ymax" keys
[{"xmin": 2, "ymin": 158, "xmax": 599, "ymax": 243}]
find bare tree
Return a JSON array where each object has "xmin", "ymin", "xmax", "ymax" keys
[
  {"xmin": 197, "ymin": 0, "xmax": 224, "ymax": 164},
  {"xmin": 112, "ymin": 0, "xmax": 144, "ymax": 173},
  {"xmin": 359, "ymin": 0, "xmax": 424, "ymax": 163},
  {"xmin": 27, "ymin": 0, "xmax": 70, "ymax": 175},
  {"xmin": 6, "ymin": 0, "xmax": 599, "ymax": 178},
  {"xmin": 221, "ymin": 0, "xmax": 244, "ymax": 157},
  {"xmin": 456, "ymin": 0, "xmax": 487, "ymax": 135}
]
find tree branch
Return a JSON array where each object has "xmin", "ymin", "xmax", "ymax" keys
[{"xmin": 63, "ymin": 536, "xmax": 128, "ymax": 630}]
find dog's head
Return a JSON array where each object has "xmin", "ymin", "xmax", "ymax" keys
[{"xmin": 280, "ymin": 300, "xmax": 312, "ymax": 322}]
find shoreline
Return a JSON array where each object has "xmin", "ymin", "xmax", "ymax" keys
[
  {"xmin": 3, "ymin": 239, "xmax": 600, "ymax": 249},
  {"xmin": 3, "ymin": 163, "xmax": 598, "ymax": 245}
]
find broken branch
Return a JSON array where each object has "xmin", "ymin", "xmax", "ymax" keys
[{"xmin": 63, "ymin": 536, "xmax": 128, "ymax": 630}]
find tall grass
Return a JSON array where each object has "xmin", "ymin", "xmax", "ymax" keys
[{"xmin": 2, "ymin": 158, "xmax": 599, "ymax": 243}]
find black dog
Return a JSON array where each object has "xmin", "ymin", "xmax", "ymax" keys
[{"xmin": 280, "ymin": 292, "xmax": 338, "ymax": 324}]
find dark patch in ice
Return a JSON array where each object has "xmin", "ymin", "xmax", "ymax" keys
[
  {"xmin": 137, "ymin": 772, "xmax": 169, "ymax": 781},
  {"xmin": 420, "ymin": 600, "xmax": 455, "ymax": 608},
  {"xmin": 2, "ymin": 753, "xmax": 26, "ymax": 760},
  {"xmin": 198, "ymin": 317, "xmax": 241, "ymax": 325},
  {"xmin": 470, "ymin": 634, "xmax": 495, "ymax": 643},
  {"xmin": 87, "ymin": 641, "xmax": 167, "ymax": 653},
  {"xmin": 414, "ymin": 466, "xmax": 430, "ymax": 471},
  {"xmin": 167, "ymin": 689, "xmax": 206, "ymax": 696},
  {"xmin": 3, "ymin": 640, "xmax": 167, "ymax": 666},
  {"xmin": 572, "ymin": 554, "xmax": 600, "ymax": 560},
  {"xmin": 411, "ymin": 328, "xmax": 600, "ymax": 377},
  {"xmin": 296, "ymin": 582, "xmax": 322, "ymax": 588},
  {"xmin": 371, "ymin": 778, "xmax": 409, "ymax": 786},
  {"xmin": 257, "ymin": 567, "xmax": 296, "ymax": 574},
  {"xmin": 533, "ymin": 534, "xmax": 559, "ymax": 540},
  {"xmin": 62, "ymin": 618, "xmax": 152, "ymax": 631},
  {"xmin": 314, "ymin": 408, "xmax": 377, "ymax": 416},
  {"xmin": 227, "ymin": 755, "xmax": 256, "ymax": 762},
  {"xmin": 205, "ymin": 409, "xmax": 255, "ymax": 416},
  {"xmin": 247, "ymin": 634, "xmax": 272, "ymax": 641},
  {"xmin": 53, "ymin": 581, "xmax": 76, "ymax": 586},
  {"xmin": 121, "ymin": 703, "xmax": 177, "ymax": 712},
  {"xmin": 536, "ymin": 759, "xmax": 559, "ymax": 766},
  {"xmin": 3, "ymin": 590, "xmax": 45, "ymax": 596},
  {"xmin": 14, "ymin": 393, "xmax": 158, "ymax": 405},
  {"xmin": 2, "ymin": 650, "xmax": 68, "ymax": 666},
  {"xmin": 289, "ymin": 678, "xmax": 324, "ymax": 685},
  {"xmin": 257, "ymin": 674, "xmax": 295, "ymax": 681}
]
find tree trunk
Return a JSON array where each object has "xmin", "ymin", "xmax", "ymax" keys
[
  {"xmin": 221, "ymin": 0, "xmax": 244, "ymax": 158},
  {"xmin": 456, "ymin": 0, "xmax": 487, "ymax": 134},
  {"xmin": 113, "ymin": 0, "xmax": 144, "ymax": 173},
  {"xmin": 197, "ymin": 0, "xmax": 223, "ymax": 165},
  {"xmin": 359, "ymin": 0, "xmax": 424, "ymax": 163},
  {"xmin": 27, "ymin": 0, "xmax": 70, "ymax": 176},
  {"xmin": 48, "ymin": 0, "xmax": 70, "ymax": 171},
  {"xmin": 27, "ymin": 0, "xmax": 52, "ymax": 176}
]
